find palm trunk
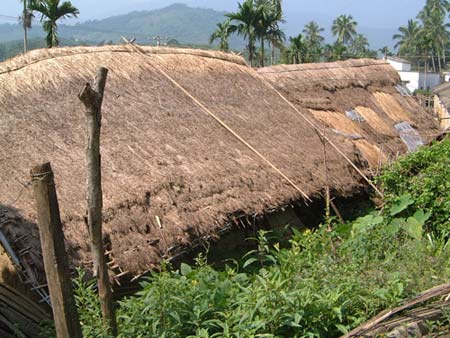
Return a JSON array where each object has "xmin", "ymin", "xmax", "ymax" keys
[
  {"xmin": 271, "ymin": 41, "xmax": 275, "ymax": 65},
  {"xmin": 23, "ymin": 0, "xmax": 27, "ymax": 53},
  {"xmin": 260, "ymin": 36, "xmax": 265, "ymax": 67},
  {"xmin": 431, "ymin": 52, "xmax": 437, "ymax": 73},
  {"xmin": 438, "ymin": 51, "xmax": 442, "ymax": 74},
  {"xmin": 443, "ymin": 48, "xmax": 447, "ymax": 70},
  {"xmin": 23, "ymin": 24, "xmax": 28, "ymax": 53}
]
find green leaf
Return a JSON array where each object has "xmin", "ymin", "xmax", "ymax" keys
[
  {"xmin": 352, "ymin": 214, "xmax": 383, "ymax": 235},
  {"xmin": 413, "ymin": 209, "xmax": 431, "ymax": 224},
  {"xmin": 180, "ymin": 263, "xmax": 192, "ymax": 276},
  {"xmin": 404, "ymin": 216, "xmax": 423, "ymax": 240},
  {"xmin": 388, "ymin": 218, "xmax": 405, "ymax": 236},
  {"xmin": 243, "ymin": 257, "xmax": 258, "ymax": 269},
  {"xmin": 336, "ymin": 324, "xmax": 349, "ymax": 335},
  {"xmin": 390, "ymin": 194, "xmax": 414, "ymax": 216}
]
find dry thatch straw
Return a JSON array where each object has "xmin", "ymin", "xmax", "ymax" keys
[
  {"xmin": 0, "ymin": 47, "xmax": 436, "ymax": 280},
  {"xmin": 258, "ymin": 59, "xmax": 439, "ymax": 167}
]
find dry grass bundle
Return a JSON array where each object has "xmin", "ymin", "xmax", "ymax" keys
[
  {"xmin": 0, "ymin": 249, "xmax": 15, "ymax": 286},
  {"xmin": 309, "ymin": 109, "xmax": 362, "ymax": 135},
  {"xmin": 355, "ymin": 106, "xmax": 396, "ymax": 136},
  {"xmin": 354, "ymin": 140, "xmax": 387, "ymax": 168},
  {"xmin": 373, "ymin": 92, "xmax": 412, "ymax": 123}
]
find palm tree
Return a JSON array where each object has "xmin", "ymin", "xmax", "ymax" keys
[
  {"xmin": 254, "ymin": 1, "xmax": 274, "ymax": 67},
  {"xmin": 325, "ymin": 41, "xmax": 348, "ymax": 61},
  {"xmin": 287, "ymin": 34, "xmax": 308, "ymax": 64},
  {"xmin": 28, "ymin": 0, "xmax": 79, "ymax": 48},
  {"xmin": 379, "ymin": 46, "xmax": 393, "ymax": 58},
  {"xmin": 393, "ymin": 19, "xmax": 422, "ymax": 58},
  {"xmin": 265, "ymin": 0, "xmax": 285, "ymax": 65},
  {"xmin": 303, "ymin": 21, "xmax": 324, "ymax": 62},
  {"xmin": 19, "ymin": 0, "xmax": 36, "ymax": 53},
  {"xmin": 303, "ymin": 21, "xmax": 325, "ymax": 45},
  {"xmin": 227, "ymin": 0, "xmax": 258, "ymax": 66},
  {"xmin": 349, "ymin": 34, "xmax": 370, "ymax": 57},
  {"xmin": 424, "ymin": 0, "xmax": 450, "ymax": 16},
  {"xmin": 266, "ymin": 22, "xmax": 285, "ymax": 65},
  {"xmin": 210, "ymin": 21, "xmax": 232, "ymax": 51},
  {"xmin": 418, "ymin": 3, "xmax": 450, "ymax": 72},
  {"xmin": 332, "ymin": 14, "xmax": 357, "ymax": 45}
]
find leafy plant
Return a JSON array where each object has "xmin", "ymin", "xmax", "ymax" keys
[{"xmin": 379, "ymin": 137, "xmax": 450, "ymax": 237}]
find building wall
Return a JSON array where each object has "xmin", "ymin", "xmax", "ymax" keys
[
  {"xmin": 387, "ymin": 59, "xmax": 412, "ymax": 71},
  {"xmin": 399, "ymin": 71, "xmax": 441, "ymax": 92},
  {"xmin": 434, "ymin": 95, "xmax": 450, "ymax": 130}
]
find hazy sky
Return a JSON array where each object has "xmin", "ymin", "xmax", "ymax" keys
[{"xmin": 0, "ymin": 0, "xmax": 427, "ymax": 30}]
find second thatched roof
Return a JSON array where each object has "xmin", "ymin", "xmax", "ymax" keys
[{"xmin": 258, "ymin": 59, "xmax": 438, "ymax": 166}]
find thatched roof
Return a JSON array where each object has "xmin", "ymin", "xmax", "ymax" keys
[
  {"xmin": 258, "ymin": 59, "xmax": 438, "ymax": 163},
  {"xmin": 0, "ymin": 48, "xmax": 433, "ymax": 281},
  {"xmin": 433, "ymin": 82, "xmax": 450, "ymax": 108}
]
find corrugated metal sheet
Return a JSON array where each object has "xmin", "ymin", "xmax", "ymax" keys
[
  {"xmin": 395, "ymin": 84, "xmax": 411, "ymax": 97},
  {"xmin": 345, "ymin": 109, "xmax": 365, "ymax": 122},
  {"xmin": 395, "ymin": 122, "xmax": 424, "ymax": 152}
]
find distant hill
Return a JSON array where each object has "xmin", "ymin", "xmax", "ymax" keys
[
  {"xmin": 64, "ymin": 3, "xmax": 236, "ymax": 45},
  {"xmin": 0, "ymin": 37, "xmax": 93, "ymax": 61},
  {"xmin": 0, "ymin": 4, "xmax": 242, "ymax": 48}
]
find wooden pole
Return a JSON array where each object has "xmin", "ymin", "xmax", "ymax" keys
[
  {"xmin": 78, "ymin": 67, "xmax": 117, "ymax": 336},
  {"xmin": 30, "ymin": 162, "xmax": 82, "ymax": 338}
]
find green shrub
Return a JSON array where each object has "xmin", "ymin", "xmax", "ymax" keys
[
  {"xmin": 379, "ymin": 137, "xmax": 450, "ymax": 237},
  {"xmin": 43, "ymin": 138, "xmax": 450, "ymax": 338}
]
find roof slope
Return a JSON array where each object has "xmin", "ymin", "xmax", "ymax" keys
[
  {"xmin": 433, "ymin": 82, "xmax": 450, "ymax": 108},
  {"xmin": 258, "ymin": 59, "xmax": 438, "ymax": 164},
  {"xmin": 0, "ymin": 46, "xmax": 369, "ymax": 278}
]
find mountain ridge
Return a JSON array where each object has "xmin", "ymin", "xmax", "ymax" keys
[{"xmin": 0, "ymin": 2, "xmax": 396, "ymax": 59}]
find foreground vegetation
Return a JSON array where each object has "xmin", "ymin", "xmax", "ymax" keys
[{"xmin": 39, "ymin": 138, "xmax": 450, "ymax": 337}]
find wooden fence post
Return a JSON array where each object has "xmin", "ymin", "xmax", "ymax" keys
[
  {"xmin": 31, "ymin": 162, "xmax": 83, "ymax": 338},
  {"xmin": 78, "ymin": 66, "xmax": 117, "ymax": 336}
]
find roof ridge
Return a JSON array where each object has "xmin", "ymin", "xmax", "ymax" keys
[{"xmin": 0, "ymin": 45, "xmax": 247, "ymax": 75}]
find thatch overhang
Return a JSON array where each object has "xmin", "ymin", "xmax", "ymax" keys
[
  {"xmin": 433, "ymin": 82, "xmax": 450, "ymax": 108},
  {"xmin": 258, "ymin": 59, "xmax": 439, "ymax": 166},
  {"xmin": 0, "ymin": 47, "xmax": 424, "ymax": 282}
]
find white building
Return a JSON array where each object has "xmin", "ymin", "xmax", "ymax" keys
[
  {"xmin": 386, "ymin": 56, "xmax": 412, "ymax": 71},
  {"xmin": 398, "ymin": 71, "xmax": 441, "ymax": 93},
  {"xmin": 385, "ymin": 56, "xmax": 442, "ymax": 92}
]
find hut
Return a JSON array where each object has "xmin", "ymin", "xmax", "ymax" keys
[
  {"xmin": 0, "ymin": 47, "xmax": 438, "ymax": 289},
  {"xmin": 433, "ymin": 82, "xmax": 450, "ymax": 130},
  {"xmin": 258, "ymin": 59, "xmax": 438, "ymax": 169}
]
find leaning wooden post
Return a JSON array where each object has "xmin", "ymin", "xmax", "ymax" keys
[
  {"xmin": 78, "ymin": 67, "xmax": 117, "ymax": 336},
  {"xmin": 31, "ymin": 162, "xmax": 83, "ymax": 338}
]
